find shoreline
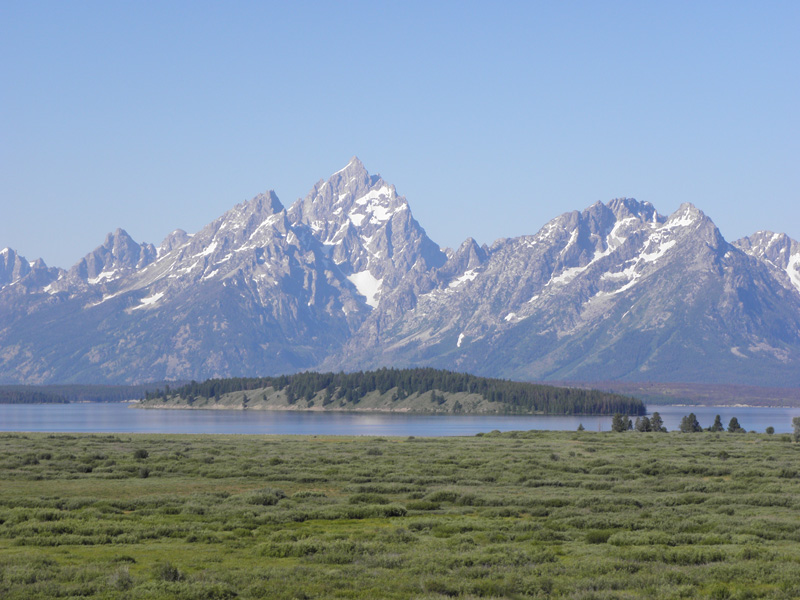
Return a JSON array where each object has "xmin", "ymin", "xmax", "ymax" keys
[{"xmin": 135, "ymin": 402, "xmax": 562, "ymax": 416}]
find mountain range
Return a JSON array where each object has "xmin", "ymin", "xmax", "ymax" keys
[{"xmin": 2, "ymin": 157, "xmax": 800, "ymax": 386}]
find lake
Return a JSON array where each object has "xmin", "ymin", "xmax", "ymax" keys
[{"xmin": 0, "ymin": 403, "xmax": 798, "ymax": 436}]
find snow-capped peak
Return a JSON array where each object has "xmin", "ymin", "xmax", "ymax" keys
[
  {"xmin": 664, "ymin": 203, "xmax": 705, "ymax": 229},
  {"xmin": 734, "ymin": 231, "xmax": 800, "ymax": 295}
]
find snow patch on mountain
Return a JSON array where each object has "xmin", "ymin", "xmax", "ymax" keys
[
  {"xmin": 449, "ymin": 269, "xmax": 478, "ymax": 288},
  {"xmin": 664, "ymin": 205, "xmax": 701, "ymax": 230},
  {"xmin": 591, "ymin": 219, "xmax": 682, "ymax": 296},
  {"xmin": 600, "ymin": 262, "xmax": 641, "ymax": 295},
  {"xmin": 88, "ymin": 270, "xmax": 120, "ymax": 285},
  {"xmin": 346, "ymin": 186, "xmax": 405, "ymax": 227},
  {"xmin": 547, "ymin": 242, "xmax": 615, "ymax": 288},
  {"xmin": 132, "ymin": 291, "xmax": 165, "ymax": 310},
  {"xmin": 319, "ymin": 223, "xmax": 348, "ymax": 246},
  {"xmin": 543, "ymin": 215, "xmax": 651, "ymax": 290},
  {"xmin": 640, "ymin": 239, "xmax": 677, "ymax": 263},
  {"xmin": 87, "ymin": 290, "xmax": 123, "ymax": 308},
  {"xmin": 787, "ymin": 252, "xmax": 800, "ymax": 294},
  {"xmin": 347, "ymin": 270, "xmax": 382, "ymax": 308},
  {"xmin": 348, "ymin": 212, "xmax": 366, "ymax": 227},
  {"xmin": 559, "ymin": 229, "xmax": 579, "ymax": 256},
  {"xmin": 369, "ymin": 205, "xmax": 393, "ymax": 223},
  {"xmin": 355, "ymin": 186, "xmax": 392, "ymax": 206},
  {"xmin": 607, "ymin": 217, "xmax": 638, "ymax": 246},
  {"xmin": 550, "ymin": 265, "xmax": 586, "ymax": 286},
  {"xmin": 248, "ymin": 215, "xmax": 283, "ymax": 240},
  {"xmin": 199, "ymin": 241, "xmax": 218, "ymax": 257}
]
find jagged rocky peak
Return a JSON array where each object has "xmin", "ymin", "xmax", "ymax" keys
[
  {"xmin": 440, "ymin": 238, "xmax": 488, "ymax": 279},
  {"xmin": 0, "ymin": 247, "xmax": 32, "ymax": 286},
  {"xmin": 665, "ymin": 202, "xmax": 709, "ymax": 227},
  {"xmin": 576, "ymin": 199, "xmax": 662, "ymax": 252},
  {"xmin": 0, "ymin": 248, "xmax": 60, "ymax": 292},
  {"xmin": 735, "ymin": 231, "xmax": 798, "ymax": 266},
  {"xmin": 289, "ymin": 157, "xmax": 445, "ymax": 277},
  {"xmin": 218, "ymin": 190, "xmax": 285, "ymax": 229},
  {"xmin": 663, "ymin": 203, "xmax": 729, "ymax": 250},
  {"xmin": 455, "ymin": 237, "xmax": 488, "ymax": 269},
  {"xmin": 523, "ymin": 201, "xmax": 621, "ymax": 265},
  {"xmin": 159, "ymin": 229, "xmax": 191, "ymax": 255},
  {"xmin": 735, "ymin": 231, "xmax": 800, "ymax": 294},
  {"xmin": 289, "ymin": 157, "xmax": 403, "ymax": 230},
  {"xmin": 68, "ymin": 229, "xmax": 157, "ymax": 283},
  {"xmin": 249, "ymin": 190, "xmax": 285, "ymax": 215},
  {"xmin": 190, "ymin": 190, "xmax": 288, "ymax": 255},
  {"xmin": 281, "ymin": 158, "xmax": 448, "ymax": 315},
  {"xmin": 607, "ymin": 197, "xmax": 660, "ymax": 223},
  {"xmin": 318, "ymin": 156, "xmax": 374, "ymax": 198},
  {"xmin": 104, "ymin": 229, "xmax": 155, "ymax": 265}
]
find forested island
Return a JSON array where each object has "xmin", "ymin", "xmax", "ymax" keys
[{"xmin": 139, "ymin": 368, "xmax": 644, "ymax": 415}]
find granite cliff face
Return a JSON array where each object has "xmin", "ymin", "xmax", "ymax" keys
[{"xmin": 2, "ymin": 160, "xmax": 799, "ymax": 385}]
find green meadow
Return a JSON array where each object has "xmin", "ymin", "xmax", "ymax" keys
[{"xmin": 1, "ymin": 430, "xmax": 800, "ymax": 599}]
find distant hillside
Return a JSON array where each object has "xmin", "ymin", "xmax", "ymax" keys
[
  {"xmin": 0, "ymin": 382, "xmax": 183, "ymax": 404},
  {"xmin": 554, "ymin": 381, "xmax": 800, "ymax": 408},
  {"xmin": 139, "ymin": 368, "xmax": 644, "ymax": 416}
]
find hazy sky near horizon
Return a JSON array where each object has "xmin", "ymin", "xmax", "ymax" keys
[{"xmin": 2, "ymin": 1, "xmax": 798, "ymax": 269}]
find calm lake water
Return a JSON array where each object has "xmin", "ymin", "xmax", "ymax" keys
[{"xmin": 1, "ymin": 403, "xmax": 798, "ymax": 436}]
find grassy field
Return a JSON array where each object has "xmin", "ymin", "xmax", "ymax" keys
[{"xmin": 1, "ymin": 430, "xmax": 800, "ymax": 599}]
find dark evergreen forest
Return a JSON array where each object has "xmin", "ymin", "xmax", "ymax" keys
[
  {"xmin": 0, "ymin": 383, "xmax": 174, "ymax": 404},
  {"xmin": 0, "ymin": 389, "xmax": 68, "ymax": 404}
]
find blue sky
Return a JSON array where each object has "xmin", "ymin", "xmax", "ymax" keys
[{"xmin": 2, "ymin": 1, "xmax": 798, "ymax": 268}]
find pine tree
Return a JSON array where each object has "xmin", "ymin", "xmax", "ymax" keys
[
  {"xmin": 727, "ymin": 417, "xmax": 744, "ymax": 433},
  {"xmin": 709, "ymin": 415, "xmax": 724, "ymax": 432},
  {"xmin": 611, "ymin": 414, "xmax": 631, "ymax": 432},
  {"xmin": 650, "ymin": 412, "xmax": 666, "ymax": 432},
  {"xmin": 680, "ymin": 413, "xmax": 702, "ymax": 433}
]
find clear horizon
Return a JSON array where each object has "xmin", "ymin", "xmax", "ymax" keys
[{"xmin": 2, "ymin": 1, "xmax": 798, "ymax": 269}]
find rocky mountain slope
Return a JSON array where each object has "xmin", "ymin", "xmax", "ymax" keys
[{"xmin": 2, "ymin": 159, "xmax": 799, "ymax": 386}]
